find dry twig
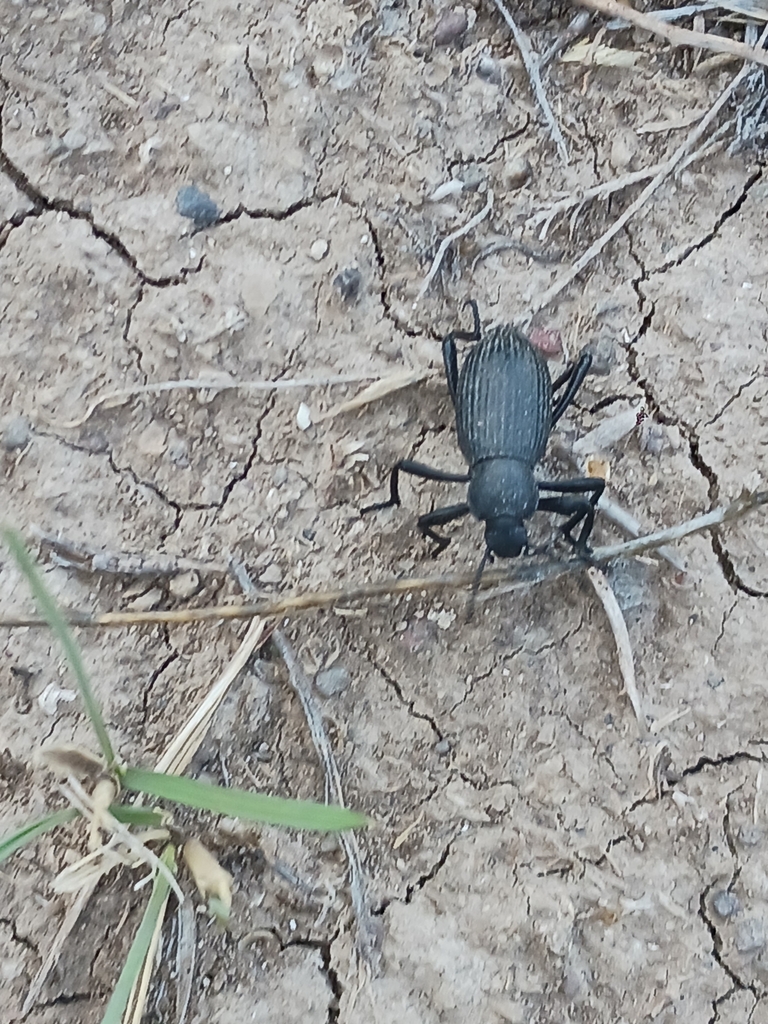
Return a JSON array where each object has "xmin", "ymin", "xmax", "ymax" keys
[
  {"xmin": 317, "ymin": 370, "xmax": 429, "ymax": 421},
  {"xmin": 414, "ymin": 190, "xmax": 494, "ymax": 305},
  {"xmin": 526, "ymin": 122, "xmax": 732, "ymax": 240},
  {"xmin": 271, "ymin": 630, "xmax": 381, "ymax": 971},
  {"xmin": 575, "ymin": 0, "xmax": 768, "ymax": 69},
  {"xmin": 490, "ymin": 0, "xmax": 570, "ymax": 162},
  {"xmin": 42, "ymin": 374, "xmax": 383, "ymax": 430},
  {"xmin": 587, "ymin": 567, "xmax": 648, "ymax": 737},
  {"xmin": 3, "ymin": 491, "xmax": 765, "ymax": 629},
  {"xmin": 530, "ymin": 31, "xmax": 767, "ymax": 314}
]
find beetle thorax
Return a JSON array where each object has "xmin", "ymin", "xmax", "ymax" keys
[{"xmin": 467, "ymin": 458, "xmax": 538, "ymax": 523}]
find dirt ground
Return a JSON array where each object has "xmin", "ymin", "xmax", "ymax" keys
[{"xmin": 2, "ymin": 1, "xmax": 768, "ymax": 1022}]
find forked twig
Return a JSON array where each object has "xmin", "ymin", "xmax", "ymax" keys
[
  {"xmin": 526, "ymin": 122, "xmax": 732, "ymax": 240},
  {"xmin": 414, "ymin": 190, "xmax": 494, "ymax": 305},
  {"xmin": 3, "ymin": 491, "xmax": 766, "ymax": 629}
]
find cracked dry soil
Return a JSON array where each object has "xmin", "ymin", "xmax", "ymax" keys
[{"xmin": 2, "ymin": 2, "xmax": 768, "ymax": 1022}]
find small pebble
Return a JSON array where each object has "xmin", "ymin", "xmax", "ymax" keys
[
  {"xmin": 176, "ymin": 185, "xmax": 220, "ymax": 230},
  {"xmin": 735, "ymin": 919, "xmax": 765, "ymax": 953},
  {"xmin": 503, "ymin": 156, "xmax": 532, "ymax": 191},
  {"xmin": 2, "ymin": 415, "xmax": 31, "ymax": 451},
  {"xmin": 259, "ymin": 564, "xmax": 283, "ymax": 585},
  {"xmin": 434, "ymin": 7, "xmax": 468, "ymax": 46},
  {"xmin": 333, "ymin": 267, "xmax": 362, "ymax": 302},
  {"xmin": 529, "ymin": 327, "xmax": 563, "ymax": 358},
  {"xmin": 169, "ymin": 570, "xmax": 200, "ymax": 599},
  {"xmin": 434, "ymin": 738, "xmax": 451, "ymax": 756},
  {"xmin": 315, "ymin": 665, "xmax": 351, "ymax": 698},
  {"xmin": 639, "ymin": 421, "xmax": 668, "ymax": 456},
  {"xmin": 309, "ymin": 239, "xmax": 329, "ymax": 261},
  {"xmin": 586, "ymin": 336, "xmax": 618, "ymax": 375},
  {"xmin": 476, "ymin": 54, "xmax": 501, "ymax": 83},
  {"xmin": 62, "ymin": 128, "xmax": 87, "ymax": 151},
  {"xmin": 255, "ymin": 742, "xmax": 272, "ymax": 762},
  {"xmin": 296, "ymin": 403, "xmax": 312, "ymax": 431},
  {"xmin": 739, "ymin": 824, "xmax": 763, "ymax": 847},
  {"xmin": 712, "ymin": 890, "xmax": 741, "ymax": 919}
]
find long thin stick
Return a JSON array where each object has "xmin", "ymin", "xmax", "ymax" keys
[
  {"xmin": 575, "ymin": 0, "xmax": 768, "ymax": 70},
  {"xmin": 530, "ymin": 38, "xmax": 765, "ymax": 313},
  {"xmin": 272, "ymin": 630, "xmax": 381, "ymax": 970},
  {"xmin": 3, "ymin": 491, "xmax": 765, "ymax": 629},
  {"xmin": 43, "ymin": 374, "xmax": 383, "ymax": 430},
  {"xmin": 490, "ymin": 0, "xmax": 569, "ymax": 162}
]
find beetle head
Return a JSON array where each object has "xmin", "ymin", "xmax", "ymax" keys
[{"xmin": 484, "ymin": 516, "xmax": 527, "ymax": 558}]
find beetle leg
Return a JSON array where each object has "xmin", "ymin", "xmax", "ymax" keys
[
  {"xmin": 551, "ymin": 350, "xmax": 593, "ymax": 426},
  {"xmin": 442, "ymin": 337, "xmax": 460, "ymax": 407},
  {"xmin": 362, "ymin": 460, "xmax": 470, "ymax": 514},
  {"xmin": 537, "ymin": 476, "xmax": 606, "ymax": 551},
  {"xmin": 442, "ymin": 301, "xmax": 482, "ymax": 406},
  {"xmin": 463, "ymin": 299, "xmax": 482, "ymax": 340},
  {"xmin": 417, "ymin": 502, "xmax": 471, "ymax": 554},
  {"xmin": 536, "ymin": 495, "xmax": 594, "ymax": 551}
]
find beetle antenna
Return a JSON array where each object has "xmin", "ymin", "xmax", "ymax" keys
[{"xmin": 466, "ymin": 547, "xmax": 492, "ymax": 622}]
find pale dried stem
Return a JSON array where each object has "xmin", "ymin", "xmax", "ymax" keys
[
  {"xmin": 587, "ymin": 566, "xmax": 648, "ymax": 738},
  {"xmin": 3, "ymin": 491, "xmax": 765, "ymax": 630},
  {"xmin": 575, "ymin": 0, "xmax": 768, "ymax": 69},
  {"xmin": 490, "ymin": 0, "xmax": 570, "ymax": 162},
  {"xmin": 271, "ymin": 629, "xmax": 381, "ymax": 971},
  {"xmin": 43, "ymin": 374, "xmax": 383, "ymax": 430}
]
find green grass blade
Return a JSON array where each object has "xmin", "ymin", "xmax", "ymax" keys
[
  {"xmin": 109, "ymin": 805, "xmax": 166, "ymax": 828},
  {"xmin": 2, "ymin": 529, "xmax": 116, "ymax": 768},
  {"xmin": 100, "ymin": 845, "xmax": 176, "ymax": 1024},
  {"xmin": 121, "ymin": 768, "xmax": 368, "ymax": 832},
  {"xmin": 0, "ymin": 808, "xmax": 79, "ymax": 864}
]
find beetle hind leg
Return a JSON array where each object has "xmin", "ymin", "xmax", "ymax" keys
[
  {"xmin": 442, "ymin": 300, "xmax": 483, "ymax": 406},
  {"xmin": 550, "ymin": 350, "xmax": 593, "ymax": 426}
]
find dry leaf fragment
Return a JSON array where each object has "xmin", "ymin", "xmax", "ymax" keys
[
  {"xmin": 183, "ymin": 839, "xmax": 233, "ymax": 924},
  {"xmin": 561, "ymin": 39, "xmax": 641, "ymax": 66},
  {"xmin": 39, "ymin": 744, "xmax": 105, "ymax": 780},
  {"xmin": 317, "ymin": 369, "xmax": 428, "ymax": 421}
]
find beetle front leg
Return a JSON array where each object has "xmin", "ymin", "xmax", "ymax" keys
[
  {"xmin": 537, "ymin": 477, "xmax": 605, "ymax": 552},
  {"xmin": 417, "ymin": 502, "xmax": 471, "ymax": 555}
]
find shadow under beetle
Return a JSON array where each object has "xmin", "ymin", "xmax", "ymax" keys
[{"xmin": 363, "ymin": 302, "xmax": 605, "ymax": 565}]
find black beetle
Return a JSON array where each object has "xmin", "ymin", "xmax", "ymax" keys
[{"xmin": 363, "ymin": 302, "xmax": 605, "ymax": 564}]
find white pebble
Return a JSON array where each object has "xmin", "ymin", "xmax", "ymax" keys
[
  {"xmin": 296, "ymin": 402, "xmax": 312, "ymax": 430},
  {"xmin": 309, "ymin": 239, "xmax": 329, "ymax": 261}
]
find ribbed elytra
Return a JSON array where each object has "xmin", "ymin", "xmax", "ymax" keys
[
  {"xmin": 362, "ymin": 302, "xmax": 605, "ymax": 580},
  {"xmin": 455, "ymin": 325, "xmax": 552, "ymax": 468}
]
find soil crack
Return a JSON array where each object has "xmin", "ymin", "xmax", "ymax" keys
[
  {"xmin": 647, "ymin": 168, "xmax": 763, "ymax": 277},
  {"xmin": 369, "ymin": 655, "xmax": 443, "ymax": 740}
]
